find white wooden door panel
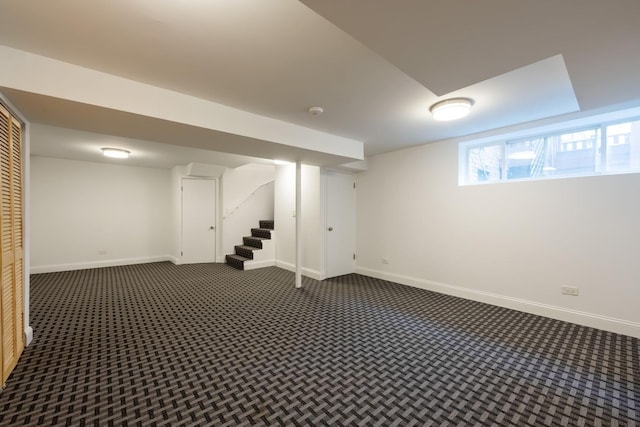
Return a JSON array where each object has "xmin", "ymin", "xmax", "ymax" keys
[
  {"xmin": 326, "ymin": 171, "xmax": 356, "ymax": 278},
  {"xmin": 182, "ymin": 179, "xmax": 216, "ymax": 264}
]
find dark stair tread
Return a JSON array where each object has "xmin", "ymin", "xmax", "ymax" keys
[
  {"xmin": 235, "ymin": 245, "xmax": 257, "ymax": 259},
  {"xmin": 243, "ymin": 236, "xmax": 268, "ymax": 248},
  {"xmin": 251, "ymin": 228, "xmax": 272, "ymax": 239},
  {"xmin": 259, "ymin": 220, "xmax": 275, "ymax": 230},
  {"xmin": 225, "ymin": 254, "xmax": 249, "ymax": 270},
  {"xmin": 231, "ymin": 221, "xmax": 274, "ymax": 269},
  {"xmin": 226, "ymin": 254, "xmax": 250, "ymax": 262},
  {"xmin": 235, "ymin": 244, "xmax": 258, "ymax": 251}
]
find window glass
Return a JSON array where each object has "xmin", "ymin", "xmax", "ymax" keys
[
  {"xmin": 606, "ymin": 120, "xmax": 640, "ymax": 171},
  {"xmin": 505, "ymin": 137, "xmax": 544, "ymax": 179},
  {"xmin": 467, "ymin": 144, "xmax": 502, "ymax": 183},
  {"xmin": 505, "ymin": 129, "xmax": 599, "ymax": 180},
  {"xmin": 549, "ymin": 128, "xmax": 599, "ymax": 176}
]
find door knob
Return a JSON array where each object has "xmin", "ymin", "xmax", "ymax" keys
[
  {"xmin": 328, "ymin": 226, "xmax": 333, "ymax": 231},
  {"xmin": 210, "ymin": 226, "xmax": 215, "ymax": 230}
]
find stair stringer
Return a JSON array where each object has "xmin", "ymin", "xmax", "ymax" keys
[{"xmin": 243, "ymin": 233, "xmax": 275, "ymax": 270}]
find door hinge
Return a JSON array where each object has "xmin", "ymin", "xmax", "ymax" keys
[
  {"xmin": 353, "ymin": 182, "xmax": 356, "ymax": 189},
  {"xmin": 353, "ymin": 253, "xmax": 356, "ymax": 260},
  {"xmin": 181, "ymin": 251, "xmax": 183, "ymax": 256}
]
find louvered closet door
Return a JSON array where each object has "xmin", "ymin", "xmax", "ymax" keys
[{"xmin": 0, "ymin": 104, "xmax": 24, "ymax": 386}]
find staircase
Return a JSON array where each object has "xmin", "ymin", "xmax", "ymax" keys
[{"xmin": 225, "ymin": 220, "xmax": 275, "ymax": 270}]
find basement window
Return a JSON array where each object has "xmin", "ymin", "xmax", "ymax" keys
[{"xmin": 459, "ymin": 108, "xmax": 640, "ymax": 185}]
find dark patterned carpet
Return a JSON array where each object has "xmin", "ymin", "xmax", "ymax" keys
[{"xmin": 0, "ymin": 262, "xmax": 638, "ymax": 426}]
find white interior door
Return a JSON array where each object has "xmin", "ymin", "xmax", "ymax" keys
[
  {"xmin": 182, "ymin": 178, "xmax": 216, "ymax": 264},
  {"xmin": 326, "ymin": 171, "xmax": 356, "ymax": 278}
]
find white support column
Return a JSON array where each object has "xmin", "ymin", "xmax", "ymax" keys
[{"xmin": 295, "ymin": 161, "xmax": 302, "ymax": 288}]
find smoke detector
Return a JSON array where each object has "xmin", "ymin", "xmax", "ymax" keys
[{"xmin": 308, "ymin": 106, "xmax": 324, "ymax": 116}]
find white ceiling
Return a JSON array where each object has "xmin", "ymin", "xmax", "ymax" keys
[
  {"xmin": 29, "ymin": 123, "xmax": 272, "ymax": 170},
  {"xmin": 1, "ymin": 0, "xmax": 639, "ymax": 168}
]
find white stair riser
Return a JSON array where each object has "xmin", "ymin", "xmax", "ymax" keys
[
  {"xmin": 248, "ymin": 238, "xmax": 274, "ymax": 262},
  {"xmin": 244, "ymin": 259, "xmax": 276, "ymax": 270}
]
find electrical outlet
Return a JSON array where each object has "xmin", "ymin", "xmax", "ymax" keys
[
  {"xmin": 561, "ymin": 286, "xmax": 579, "ymax": 296},
  {"xmin": 381, "ymin": 258, "xmax": 389, "ymax": 265}
]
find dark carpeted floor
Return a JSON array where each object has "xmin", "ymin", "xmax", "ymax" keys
[{"xmin": 0, "ymin": 262, "xmax": 638, "ymax": 426}]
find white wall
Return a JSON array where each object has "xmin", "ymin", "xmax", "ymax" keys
[
  {"xmin": 169, "ymin": 166, "xmax": 186, "ymax": 262},
  {"xmin": 223, "ymin": 164, "xmax": 275, "ymax": 214},
  {"xmin": 222, "ymin": 164, "xmax": 275, "ymax": 256},
  {"xmin": 356, "ymin": 140, "xmax": 640, "ymax": 338},
  {"xmin": 302, "ymin": 166, "xmax": 322, "ymax": 274},
  {"xmin": 30, "ymin": 156, "xmax": 171, "ymax": 272},
  {"xmin": 274, "ymin": 164, "xmax": 324, "ymax": 279},
  {"xmin": 274, "ymin": 165, "xmax": 296, "ymax": 267}
]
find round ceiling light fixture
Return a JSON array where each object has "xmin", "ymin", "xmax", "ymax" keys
[
  {"xmin": 101, "ymin": 147, "xmax": 131, "ymax": 159},
  {"xmin": 430, "ymin": 97, "xmax": 474, "ymax": 121},
  {"xmin": 308, "ymin": 106, "xmax": 324, "ymax": 116}
]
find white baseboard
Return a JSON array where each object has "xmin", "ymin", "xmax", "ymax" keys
[
  {"xmin": 30, "ymin": 255, "xmax": 173, "ymax": 274},
  {"xmin": 275, "ymin": 260, "xmax": 324, "ymax": 280},
  {"xmin": 357, "ymin": 266, "xmax": 640, "ymax": 339},
  {"xmin": 24, "ymin": 326, "xmax": 33, "ymax": 346},
  {"xmin": 244, "ymin": 259, "xmax": 275, "ymax": 270}
]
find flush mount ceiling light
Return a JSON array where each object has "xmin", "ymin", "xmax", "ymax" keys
[
  {"xmin": 308, "ymin": 106, "xmax": 324, "ymax": 116},
  {"xmin": 101, "ymin": 147, "xmax": 131, "ymax": 159},
  {"xmin": 430, "ymin": 98, "xmax": 474, "ymax": 121}
]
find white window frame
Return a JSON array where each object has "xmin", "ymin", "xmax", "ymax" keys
[{"xmin": 459, "ymin": 106, "xmax": 640, "ymax": 186}]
